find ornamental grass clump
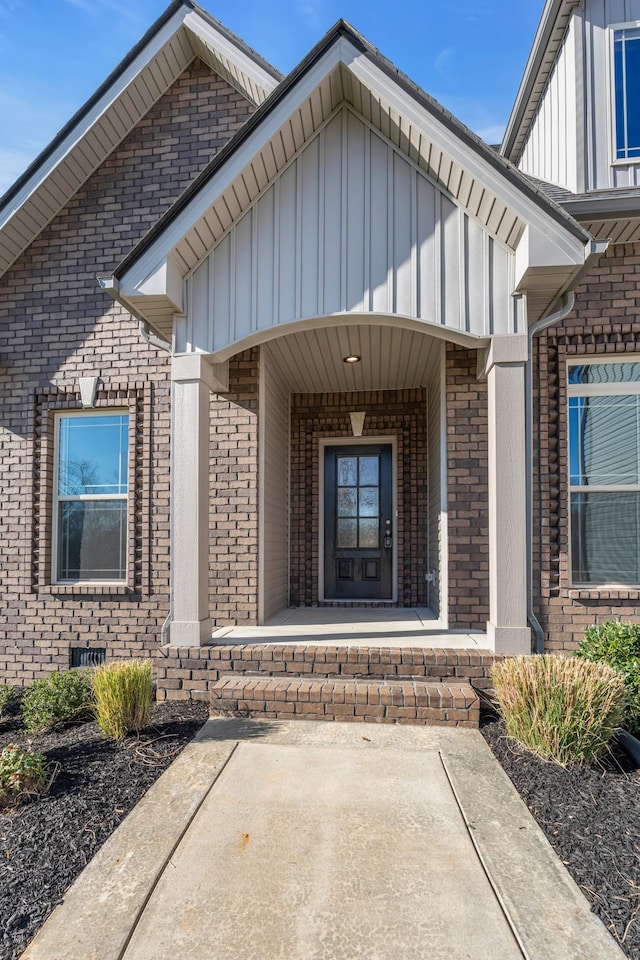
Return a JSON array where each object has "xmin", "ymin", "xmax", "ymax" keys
[
  {"xmin": 0, "ymin": 745, "xmax": 48, "ymax": 807},
  {"xmin": 93, "ymin": 659, "xmax": 154, "ymax": 741},
  {"xmin": 492, "ymin": 655, "xmax": 627, "ymax": 766},
  {"xmin": 22, "ymin": 669, "xmax": 95, "ymax": 733},
  {"xmin": 576, "ymin": 620, "xmax": 640, "ymax": 732}
]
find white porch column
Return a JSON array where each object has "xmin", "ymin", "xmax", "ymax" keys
[
  {"xmin": 169, "ymin": 354, "xmax": 227, "ymax": 647},
  {"xmin": 485, "ymin": 335, "xmax": 531, "ymax": 655}
]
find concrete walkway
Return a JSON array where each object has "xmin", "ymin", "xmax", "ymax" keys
[{"xmin": 22, "ymin": 720, "xmax": 625, "ymax": 960}]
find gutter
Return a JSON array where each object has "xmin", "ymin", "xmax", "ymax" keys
[
  {"xmin": 526, "ymin": 240, "xmax": 609, "ymax": 654},
  {"xmin": 98, "ymin": 275, "xmax": 173, "ymax": 354}
]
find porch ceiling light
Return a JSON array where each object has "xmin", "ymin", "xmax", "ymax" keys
[{"xmin": 343, "ymin": 354, "xmax": 361, "ymax": 364}]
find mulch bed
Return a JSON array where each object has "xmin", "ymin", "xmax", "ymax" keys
[
  {"xmin": 482, "ymin": 717, "xmax": 640, "ymax": 959},
  {"xmin": 0, "ymin": 699, "xmax": 208, "ymax": 960}
]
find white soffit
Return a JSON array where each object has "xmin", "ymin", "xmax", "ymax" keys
[
  {"xmin": 115, "ymin": 31, "xmax": 590, "ymax": 323},
  {"xmin": 0, "ymin": 2, "xmax": 280, "ymax": 280}
]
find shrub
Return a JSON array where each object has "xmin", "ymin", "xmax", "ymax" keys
[
  {"xmin": 22, "ymin": 669, "xmax": 94, "ymax": 733},
  {"xmin": 93, "ymin": 659, "xmax": 154, "ymax": 741},
  {"xmin": 0, "ymin": 685, "xmax": 17, "ymax": 717},
  {"xmin": 0, "ymin": 745, "xmax": 48, "ymax": 806},
  {"xmin": 492, "ymin": 655, "xmax": 627, "ymax": 765},
  {"xmin": 576, "ymin": 620, "xmax": 640, "ymax": 730}
]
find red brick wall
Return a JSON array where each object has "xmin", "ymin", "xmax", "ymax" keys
[
  {"xmin": 533, "ymin": 242, "xmax": 640, "ymax": 651},
  {"xmin": 446, "ymin": 346, "xmax": 490, "ymax": 630},
  {"xmin": 289, "ymin": 390, "xmax": 429, "ymax": 608},
  {"xmin": 0, "ymin": 61, "xmax": 254, "ymax": 680}
]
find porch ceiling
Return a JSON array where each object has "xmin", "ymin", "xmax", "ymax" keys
[{"xmin": 262, "ymin": 322, "xmax": 442, "ymax": 393}]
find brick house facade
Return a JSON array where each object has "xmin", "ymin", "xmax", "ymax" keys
[{"xmin": 2, "ymin": 0, "xmax": 640, "ymax": 686}]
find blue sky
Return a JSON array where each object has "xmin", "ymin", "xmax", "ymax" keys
[{"xmin": 0, "ymin": 0, "xmax": 542, "ymax": 196}]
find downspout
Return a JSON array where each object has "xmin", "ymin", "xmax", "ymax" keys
[
  {"xmin": 138, "ymin": 322, "xmax": 173, "ymax": 643},
  {"xmin": 525, "ymin": 239, "xmax": 609, "ymax": 654},
  {"xmin": 138, "ymin": 320, "xmax": 172, "ymax": 355},
  {"xmin": 98, "ymin": 276, "xmax": 175, "ymax": 644},
  {"xmin": 138, "ymin": 322, "xmax": 174, "ymax": 644},
  {"xmin": 526, "ymin": 292, "xmax": 575, "ymax": 654}
]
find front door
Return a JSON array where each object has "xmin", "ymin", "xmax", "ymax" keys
[{"xmin": 324, "ymin": 444, "xmax": 393, "ymax": 600}]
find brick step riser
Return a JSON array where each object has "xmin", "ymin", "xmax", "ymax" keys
[
  {"xmin": 211, "ymin": 677, "xmax": 480, "ymax": 727},
  {"xmin": 211, "ymin": 702, "xmax": 478, "ymax": 726}
]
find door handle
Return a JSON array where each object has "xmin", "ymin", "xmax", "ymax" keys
[{"xmin": 384, "ymin": 519, "xmax": 392, "ymax": 549}]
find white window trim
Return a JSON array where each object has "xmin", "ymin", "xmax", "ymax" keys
[
  {"xmin": 52, "ymin": 409, "xmax": 130, "ymax": 585},
  {"xmin": 567, "ymin": 357, "xmax": 640, "ymax": 588},
  {"xmin": 609, "ymin": 21, "xmax": 640, "ymax": 166}
]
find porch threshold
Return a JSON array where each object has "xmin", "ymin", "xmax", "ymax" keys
[{"xmin": 209, "ymin": 607, "xmax": 487, "ymax": 649}]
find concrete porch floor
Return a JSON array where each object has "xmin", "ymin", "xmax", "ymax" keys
[{"xmin": 211, "ymin": 607, "xmax": 488, "ymax": 649}]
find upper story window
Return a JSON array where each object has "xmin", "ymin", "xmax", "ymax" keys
[
  {"xmin": 54, "ymin": 412, "xmax": 129, "ymax": 583},
  {"xmin": 614, "ymin": 26, "xmax": 640, "ymax": 159},
  {"xmin": 568, "ymin": 361, "xmax": 640, "ymax": 586}
]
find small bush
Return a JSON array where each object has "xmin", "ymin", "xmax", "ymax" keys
[
  {"xmin": 93, "ymin": 659, "xmax": 154, "ymax": 741},
  {"xmin": 492, "ymin": 655, "xmax": 627, "ymax": 765},
  {"xmin": 0, "ymin": 685, "xmax": 17, "ymax": 717},
  {"xmin": 22, "ymin": 670, "xmax": 94, "ymax": 733},
  {"xmin": 576, "ymin": 620, "xmax": 640, "ymax": 730},
  {"xmin": 0, "ymin": 745, "xmax": 48, "ymax": 806}
]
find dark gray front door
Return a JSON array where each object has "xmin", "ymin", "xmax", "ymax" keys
[{"xmin": 324, "ymin": 444, "xmax": 393, "ymax": 600}]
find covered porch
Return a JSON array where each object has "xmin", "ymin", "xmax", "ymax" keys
[{"xmin": 101, "ymin": 20, "xmax": 597, "ymax": 661}]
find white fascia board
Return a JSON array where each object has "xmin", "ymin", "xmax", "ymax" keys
[
  {"xmin": 513, "ymin": 222, "xmax": 588, "ymax": 290},
  {"xmin": 0, "ymin": 8, "xmax": 188, "ymax": 230},
  {"xmin": 183, "ymin": 10, "xmax": 280, "ymax": 100},
  {"xmin": 347, "ymin": 51, "xmax": 589, "ymax": 267},
  {"xmin": 133, "ymin": 254, "xmax": 183, "ymax": 312},
  {"xmin": 118, "ymin": 37, "xmax": 357, "ymax": 296}
]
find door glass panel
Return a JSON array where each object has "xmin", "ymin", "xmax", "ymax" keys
[
  {"xmin": 359, "ymin": 487, "xmax": 378, "ymax": 517},
  {"xmin": 359, "ymin": 518, "xmax": 379, "ymax": 548},
  {"xmin": 337, "ymin": 457, "xmax": 357, "ymax": 486},
  {"xmin": 359, "ymin": 457, "xmax": 378, "ymax": 485},
  {"xmin": 337, "ymin": 487, "xmax": 357, "ymax": 516},
  {"xmin": 337, "ymin": 518, "xmax": 358, "ymax": 548}
]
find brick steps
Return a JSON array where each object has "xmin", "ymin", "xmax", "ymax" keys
[
  {"xmin": 156, "ymin": 641, "xmax": 496, "ymax": 726},
  {"xmin": 210, "ymin": 675, "xmax": 479, "ymax": 726}
]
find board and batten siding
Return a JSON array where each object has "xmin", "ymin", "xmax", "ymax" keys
[
  {"xmin": 179, "ymin": 108, "xmax": 517, "ymax": 356},
  {"xmin": 518, "ymin": 0, "xmax": 640, "ymax": 191},
  {"xmin": 259, "ymin": 345, "xmax": 290, "ymax": 622},
  {"xmin": 518, "ymin": 14, "xmax": 579, "ymax": 191}
]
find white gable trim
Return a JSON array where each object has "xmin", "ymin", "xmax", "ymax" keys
[
  {"xmin": 0, "ymin": 3, "xmax": 280, "ymax": 279},
  {"xmin": 115, "ymin": 36, "xmax": 585, "ymax": 312},
  {"xmin": 0, "ymin": 8, "xmax": 187, "ymax": 231},
  {"xmin": 117, "ymin": 39, "xmax": 354, "ymax": 299}
]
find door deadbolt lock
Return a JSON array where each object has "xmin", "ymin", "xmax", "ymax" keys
[{"xmin": 384, "ymin": 520, "xmax": 392, "ymax": 549}]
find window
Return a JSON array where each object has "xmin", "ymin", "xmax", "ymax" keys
[
  {"xmin": 568, "ymin": 361, "xmax": 640, "ymax": 586},
  {"xmin": 54, "ymin": 413, "xmax": 129, "ymax": 582},
  {"xmin": 614, "ymin": 26, "xmax": 640, "ymax": 160}
]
